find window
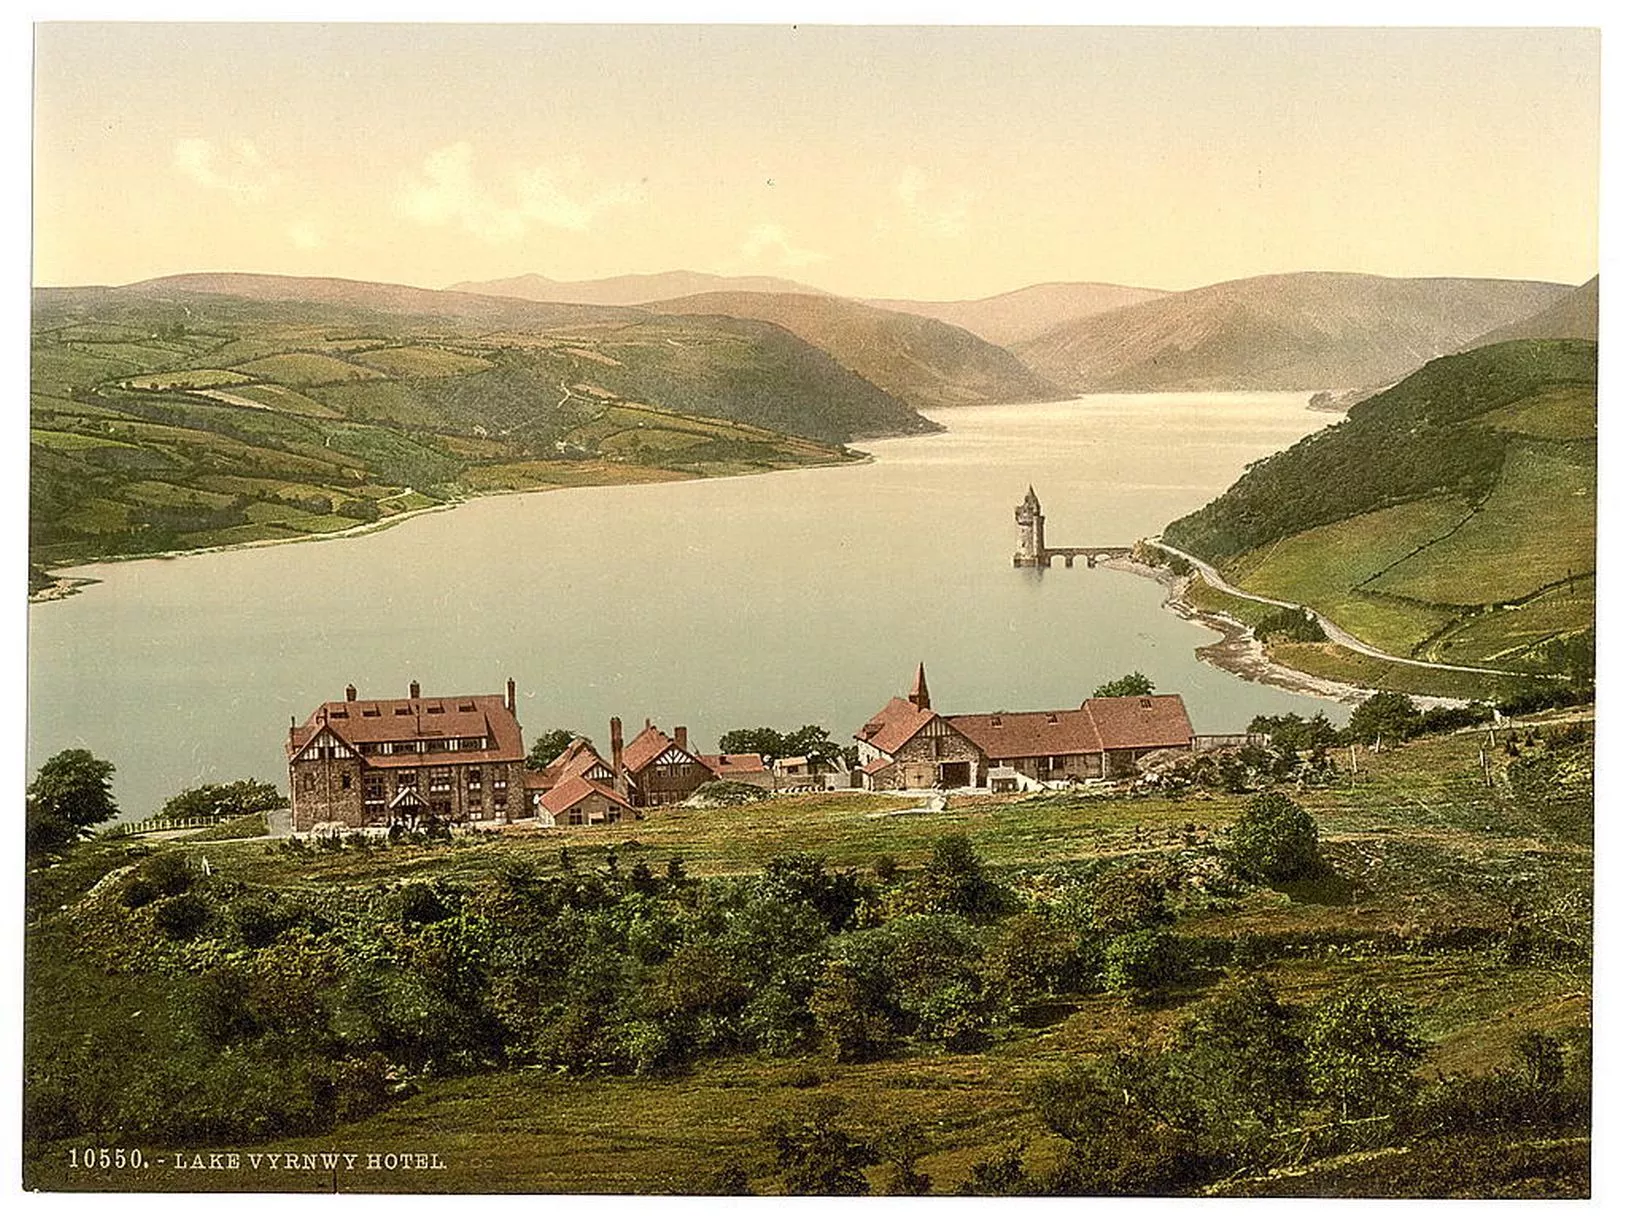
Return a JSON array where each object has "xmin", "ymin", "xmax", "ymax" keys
[
  {"xmin": 431, "ymin": 797, "xmax": 451, "ymax": 815},
  {"xmin": 492, "ymin": 776, "xmax": 507, "ymax": 792},
  {"xmin": 397, "ymin": 771, "xmax": 416, "ymax": 789},
  {"xmin": 607, "ymin": 805, "xmax": 622, "ymax": 823},
  {"xmin": 567, "ymin": 805, "xmax": 584, "ymax": 825},
  {"xmin": 341, "ymin": 772, "xmax": 352, "ymax": 790},
  {"xmin": 426, "ymin": 739, "xmax": 448, "ymax": 753},
  {"xmin": 467, "ymin": 766, "xmax": 483, "ymax": 790},
  {"xmin": 364, "ymin": 773, "xmax": 385, "ymax": 801}
]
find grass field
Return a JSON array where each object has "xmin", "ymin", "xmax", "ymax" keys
[
  {"xmin": 1229, "ymin": 498, "xmax": 1470, "ymax": 653},
  {"xmin": 1425, "ymin": 577, "xmax": 1595, "ymax": 669},
  {"xmin": 1267, "ymin": 643, "xmax": 1504, "ymax": 701},
  {"xmin": 1482, "ymin": 385, "xmax": 1596, "ymax": 441},
  {"xmin": 232, "ymin": 351, "xmax": 389, "ymax": 387},
  {"xmin": 1371, "ymin": 444, "xmax": 1594, "ymax": 608}
]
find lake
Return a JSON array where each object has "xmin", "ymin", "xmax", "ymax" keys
[{"xmin": 28, "ymin": 392, "xmax": 1342, "ymax": 819}]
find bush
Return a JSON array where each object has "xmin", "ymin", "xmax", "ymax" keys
[
  {"xmin": 1102, "ymin": 929, "xmax": 1189, "ymax": 997},
  {"xmin": 1255, "ymin": 605, "xmax": 1326, "ymax": 642},
  {"xmin": 120, "ymin": 875, "xmax": 160, "ymax": 909},
  {"xmin": 1228, "ymin": 791, "xmax": 1321, "ymax": 883},
  {"xmin": 154, "ymin": 893, "xmax": 212, "ymax": 940},
  {"xmin": 685, "ymin": 779, "xmax": 769, "ymax": 808},
  {"xmin": 154, "ymin": 778, "xmax": 285, "ymax": 825}
]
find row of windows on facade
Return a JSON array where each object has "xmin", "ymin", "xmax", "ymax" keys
[
  {"xmin": 299, "ymin": 767, "xmax": 508, "ymax": 794},
  {"xmin": 301, "ymin": 737, "xmax": 491, "ymax": 760},
  {"xmin": 564, "ymin": 804, "xmax": 623, "ymax": 825}
]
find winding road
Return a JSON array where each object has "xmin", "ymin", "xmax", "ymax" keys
[{"xmin": 1148, "ymin": 538, "xmax": 1533, "ymax": 680}]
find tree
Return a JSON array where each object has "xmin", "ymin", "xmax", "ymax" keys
[
  {"xmin": 1228, "ymin": 791, "xmax": 1321, "ymax": 883},
  {"xmin": 1304, "ymin": 986, "xmax": 1426, "ymax": 1119},
  {"xmin": 720, "ymin": 724, "xmax": 843, "ymax": 764},
  {"xmin": 1168, "ymin": 976, "xmax": 1307, "ymax": 1127},
  {"xmin": 27, "ymin": 749, "xmax": 117, "ymax": 855},
  {"xmin": 525, "ymin": 729, "xmax": 579, "ymax": 769},
  {"xmin": 763, "ymin": 1096, "xmax": 877, "ymax": 1194},
  {"xmin": 1094, "ymin": 672, "xmax": 1155, "ymax": 698},
  {"xmin": 916, "ymin": 834, "xmax": 1005, "ymax": 919},
  {"xmin": 1346, "ymin": 691, "xmax": 1419, "ymax": 746},
  {"xmin": 154, "ymin": 779, "xmax": 285, "ymax": 824}
]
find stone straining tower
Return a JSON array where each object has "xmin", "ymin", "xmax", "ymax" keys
[{"xmin": 1014, "ymin": 486, "xmax": 1047, "ymax": 567}]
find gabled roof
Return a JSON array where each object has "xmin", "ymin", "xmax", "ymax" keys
[
  {"xmin": 537, "ymin": 775, "xmax": 635, "ymax": 817},
  {"xmin": 860, "ymin": 756, "xmax": 895, "ymax": 776},
  {"xmin": 948, "ymin": 707, "xmax": 1105, "ymax": 758},
  {"xmin": 698, "ymin": 752, "xmax": 768, "ymax": 775},
  {"xmin": 1082, "ymin": 694, "xmax": 1195, "ymax": 750},
  {"xmin": 621, "ymin": 724, "xmax": 708, "ymax": 774},
  {"xmin": 288, "ymin": 689, "xmax": 524, "ymax": 765},
  {"xmin": 532, "ymin": 737, "xmax": 611, "ymax": 788},
  {"xmin": 855, "ymin": 695, "xmax": 937, "ymax": 755}
]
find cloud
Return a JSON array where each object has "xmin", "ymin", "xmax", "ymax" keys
[
  {"xmin": 396, "ymin": 143, "xmax": 638, "ymax": 243},
  {"xmin": 173, "ymin": 139, "xmax": 278, "ymax": 203},
  {"xmin": 890, "ymin": 166, "xmax": 971, "ymax": 239},
  {"xmin": 740, "ymin": 223, "xmax": 829, "ymax": 269}
]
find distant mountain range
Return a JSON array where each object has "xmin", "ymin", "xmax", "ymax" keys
[
  {"xmin": 449, "ymin": 270, "xmax": 830, "ymax": 306},
  {"xmin": 864, "ymin": 281, "xmax": 1169, "ymax": 347},
  {"xmin": 1014, "ymin": 272, "xmax": 1578, "ymax": 393},
  {"xmin": 645, "ymin": 291, "xmax": 1062, "ymax": 408}
]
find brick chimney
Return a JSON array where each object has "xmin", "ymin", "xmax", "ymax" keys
[
  {"xmin": 610, "ymin": 717, "xmax": 624, "ymax": 774},
  {"xmin": 345, "ymin": 684, "xmax": 357, "ymax": 702},
  {"xmin": 506, "ymin": 677, "xmax": 516, "ymax": 713},
  {"xmin": 674, "ymin": 725, "xmax": 688, "ymax": 752},
  {"xmin": 410, "ymin": 680, "xmax": 421, "ymax": 699}
]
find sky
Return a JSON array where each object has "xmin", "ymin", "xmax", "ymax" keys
[{"xmin": 31, "ymin": 22, "xmax": 1603, "ymax": 303}]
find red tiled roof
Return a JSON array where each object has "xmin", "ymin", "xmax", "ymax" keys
[
  {"xmin": 1082, "ymin": 694, "xmax": 1195, "ymax": 750},
  {"xmin": 620, "ymin": 724, "xmax": 673, "ymax": 772},
  {"xmin": 855, "ymin": 696, "xmax": 936, "ymax": 755},
  {"xmin": 697, "ymin": 753, "xmax": 768, "ymax": 775},
  {"xmin": 537, "ymin": 738, "xmax": 611, "ymax": 787},
  {"xmin": 537, "ymin": 775, "xmax": 635, "ymax": 817},
  {"xmin": 860, "ymin": 756, "xmax": 895, "ymax": 776},
  {"xmin": 948, "ymin": 707, "xmax": 1105, "ymax": 758},
  {"xmin": 287, "ymin": 689, "xmax": 524, "ymax": 766}
]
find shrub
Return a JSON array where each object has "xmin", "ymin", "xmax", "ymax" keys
[
  {"xmin": 154, "ymin": 893, "xmax": 211, "ymax": 940},
  {"xmin": 142, "ymin": 849, "xmax": 198, "ymax": 897},
  {"xmin": 120, "ymin": 875, "xmax": 159, "ymax": 909},
  {"xmin": 1255, "ymin": 605, "xmax": 1326, "ymax": 642},
  {"xmin": 1102, "ymin": 929, "xmax": 1189, "ymax": 997},
  {"xmin": 1228, "ymin": 791, "xmax": 1321, "ymax": 883}
]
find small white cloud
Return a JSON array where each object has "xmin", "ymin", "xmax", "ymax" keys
[
  {"xmin": 173, "ymin": 138, "xmax": 278, "ymax": 203},
  {"xmin": 397, "ymin": 143, "xmax": 638, "ymax": 243},
  {"xmin": 286, "ymin": 218, "xmax": 323, "ymax": 251},
  {"xmin": 741, "ymin": 223, "xmax": 829, "ymax": 269},
  {"xmin": 889, "ymin": 166, "xmax": 970, "ymax": 239}
]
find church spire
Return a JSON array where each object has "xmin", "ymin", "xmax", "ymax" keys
[{"xmin": 908, "ymin": 661, "xmax": 931, "ymax": 711}]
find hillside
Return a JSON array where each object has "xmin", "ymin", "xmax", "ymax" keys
[
  {"xmin": 30, "ymin": 283, "xmax": 936, "ymax": 570},
  {"xmin": 1015, "ymin": 272, "xmax": 1574, "ymax": 392},
  {"xmin": 450, "ymin": 269, "xmax": 829, "ymax": 305},
  {"xmin": 865, "ymin": 281, "xmax": 1169, "ymax": 347},
  {"xmin": 1163, "ymin": 339, "xmax": 1596, "ymax": 675},
  {"xmin": 25, "ymin": 719, "xmax": 1594, "ymax": 1194},
  {"xmin": 1467, "ymin": 276, "xmax": 1598, "ymax": 347},
  {"xmin": 646, "ymin": 291, "xmax": 1064, "ymax": 407}
]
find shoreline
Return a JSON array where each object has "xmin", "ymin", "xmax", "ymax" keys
[
  {"xmin": 28, "ymin": 447, "xmax": 877, "ymax": 603},
  {"xmin": 1099, "ymin": 557, "xmax": 1401, "ymax": 709}
]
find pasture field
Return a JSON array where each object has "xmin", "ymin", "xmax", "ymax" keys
[
  {"xmin": 1266, "ymin": 643, "xmax": 1503, "ymax": 702},
  {"xmin": 1371, "ymin": 444, "xmax": 1595, "ymax": 608},
  {"xmin": 1229, "ymin": 498, "xmax": 1469, "ymax": 654}
]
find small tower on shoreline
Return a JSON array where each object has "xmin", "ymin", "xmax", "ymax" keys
[{"xmin": 1014, "ymin": 486, "xmax": 1047, "ymax": 567}]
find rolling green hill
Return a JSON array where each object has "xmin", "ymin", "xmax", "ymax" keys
[
  {"xmin": 30, "ymin": 282, "xmax": 937, "ymax": 571},
  {"xmin": 1015, "ymin": 272, "xmax": 1574, "ymax": 392},
  {"xmin": 645, "ymin": 290, "xmax": 1064, "ymax": 407},
  {"xmin": 1163, "ymin": 340, "xmax": 1596, "ymax": 676}
]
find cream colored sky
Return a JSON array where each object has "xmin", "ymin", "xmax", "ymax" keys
[{"xmin": 32, "ymin": 23, "xmax": 1600, "ymax": 299}]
